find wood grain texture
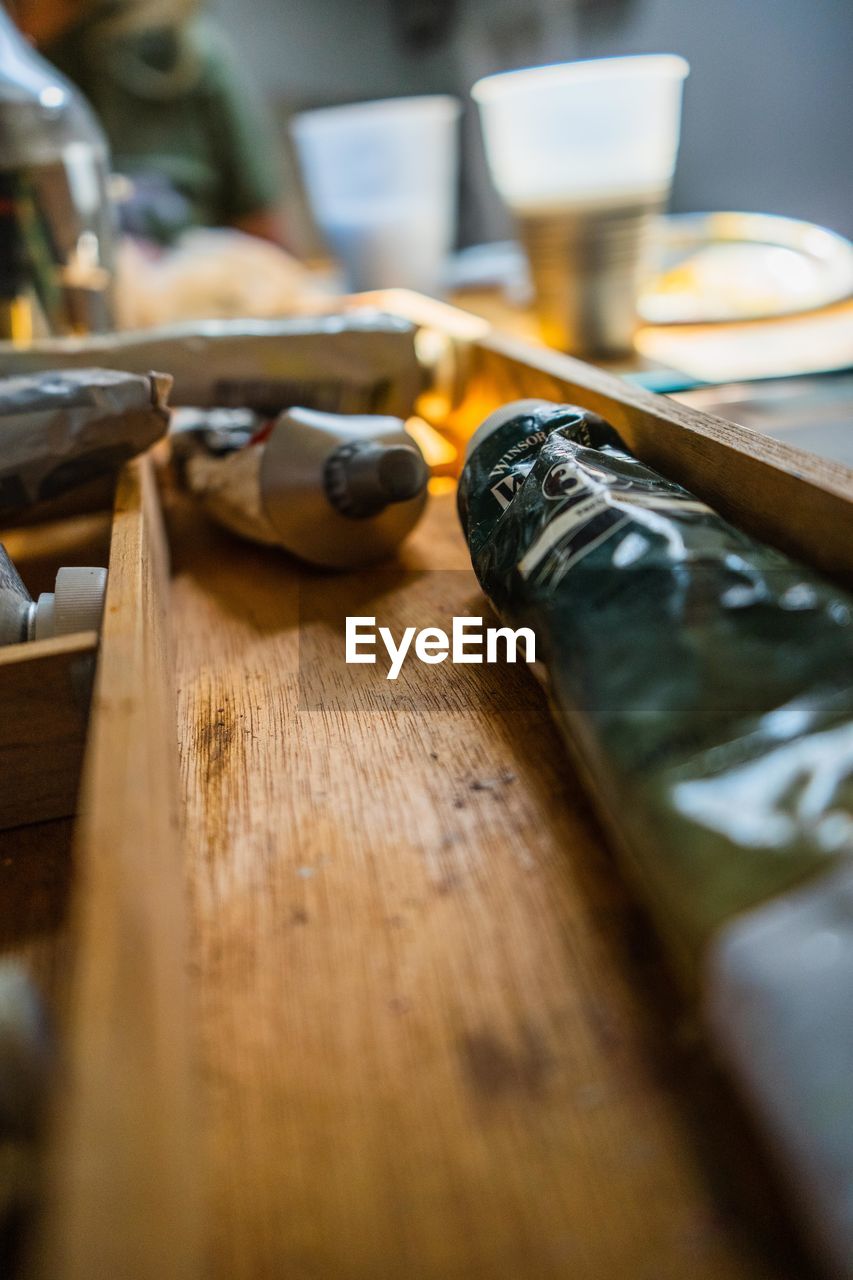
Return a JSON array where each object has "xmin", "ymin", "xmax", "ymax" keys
[
  {"xmin": 168, "ymin": 482, "xmax": 811, "ymax": 1280},
  {"xmin": 0, "ymin": 634, "xmax": 97, "ymax": 830},
  {"xmin": 35, "ymin": 457, "xmax": 199, "ymax": 1280}
]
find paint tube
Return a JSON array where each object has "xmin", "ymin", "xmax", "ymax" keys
[
  {"xmin": 0, "ymin": 545, "xmax": 35, "ymax": 645},
  {"xmin": 172, "ymin": 406, "xmax": 429, "ymax": 569},
  {"xmin": 0, "ymin": 541, "xmax": 107, "ymax": 646},
  {"xmin": 459, "ymin": 398, "xmax": 853, "ymax": 966},
  {"xmin": 0, "ymin": 368, "xmax": 170, "ymax": 523},
  {"xmin": 0, "ymin": 312, "xmax": 423, "ymax": 420}
]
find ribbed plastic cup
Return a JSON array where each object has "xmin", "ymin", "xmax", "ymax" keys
[{"xmin": 473, "ymin": 56, "xmax": 689, "ymax": 357}]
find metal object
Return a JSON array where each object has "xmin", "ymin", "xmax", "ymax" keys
[
  {"xmin": 517, "ymin": 196, "xmax": 664, "ymax": 357},
  {"xmin": 0, "ymin": 544, "xmax": 32, "ymax": 646}
]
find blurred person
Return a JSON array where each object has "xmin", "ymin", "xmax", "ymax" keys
[{"xmin": 10, "ymin": 0, "xmax": 286, "ymax": 245}]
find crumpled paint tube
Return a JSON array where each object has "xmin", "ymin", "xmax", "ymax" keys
[
  {"xmin": 0, "ymin": 311, "xmax": 422, "ymax": 420},
  {"xmin": 458, "ymin": 399, "xmax": 853, "ymax": 1277},
  {"xmin": 0, "ymin": 367, "xmax": 170, "ymax": 522}
]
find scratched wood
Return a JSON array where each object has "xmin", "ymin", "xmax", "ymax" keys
[{"xmin": 168, "ymin": 479, "xmax": 813, "ymax": 1280}]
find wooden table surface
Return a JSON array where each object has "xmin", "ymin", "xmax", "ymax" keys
[{"xmin": 164, "ymin": 483, "xmax": 814, "ymax": 1280}]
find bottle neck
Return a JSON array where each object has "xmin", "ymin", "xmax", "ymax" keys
[{"xmin": 0, "ymin": 3, "xmax": 64, "ymax": 99}]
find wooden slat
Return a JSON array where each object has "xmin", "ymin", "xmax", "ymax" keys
[
  {"xmin": 0, "ymin": 510, "xmax": 111, "ymax": 832},
  {"xmin": 375, "ymin": 289, "xmax": 853, "ymax": 583},
  {"xmin": 0, "ymin": 633, "xmax": 97, "ymax": 830},
  {"xmin": 35, "ymin": 457, "xmax": 199, "ymax": 1280}
]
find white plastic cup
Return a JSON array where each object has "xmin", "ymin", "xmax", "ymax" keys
[
  {"xmin": 291, "ymin": 95, "xmax": 461, "ymax": 296},
  {"xmin": 472, "ymin": 55, "xmax": 689, "ymax": 356}
]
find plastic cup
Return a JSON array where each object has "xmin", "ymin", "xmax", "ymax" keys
[
  {"xmin": 472, "ymin": 55, "xmax": 689, "ymax": 357},
  {"xmin": 291, "ymin": 95, "xmax": 461, "ymax": 296}
]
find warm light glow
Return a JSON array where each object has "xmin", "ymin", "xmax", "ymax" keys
[
  {"xmin": 3, "ymin": 297, "xmax": 34, "ymax": 345},
  {"xmin": 373, "ymin": 289, "xmax": 492, "ymax": 341},
  {"xmin": 405, "ymin": 416, "xmax": 458, "ymax": 469}
]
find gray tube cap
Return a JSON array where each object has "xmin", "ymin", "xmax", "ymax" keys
[
  {"xmin": 260, "ymin": 408, "xmax": 430, "ymax": 569},
  {"xmin": 325, "ymin": 441, "xmax": 429, "ymax": 519}
]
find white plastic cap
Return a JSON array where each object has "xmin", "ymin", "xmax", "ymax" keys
[{"xmin": 33, "ymin": 567, "xmax": 108, "ymax": 641}]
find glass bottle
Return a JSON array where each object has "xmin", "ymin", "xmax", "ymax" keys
[{"xmin": 0, "ymin": 5, "xmax": 116, "ymax": 340}]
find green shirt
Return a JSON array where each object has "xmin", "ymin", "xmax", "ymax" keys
[{"xmin": 45, "ymin": 16, "xmax": 282, "ymax": 241}]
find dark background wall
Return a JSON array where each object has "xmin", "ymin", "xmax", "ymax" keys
[
  {"xmin": 574, "ymin": 0, "xmax": 853, "ymax": 238},
  {"xmin": 212, "ymin": 0, "xmax": 853, "ymax": 245}
]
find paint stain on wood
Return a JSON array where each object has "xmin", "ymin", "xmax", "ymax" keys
[
  {"xmin": 458, "ymin": 1023, "xmax": 553, "ymax": 1101},
  {"xmin": 197, "ymin": 703, "xmax": 235, "ymax": 782}
]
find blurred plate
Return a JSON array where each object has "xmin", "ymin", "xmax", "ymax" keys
[{"xmin": 640, "ymin": 212, "xmax": 853, "ymax": 324}]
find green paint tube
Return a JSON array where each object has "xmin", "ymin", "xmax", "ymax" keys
[{"xmin": 458, "ymin": 399, "xmax": 853, "ymax": 976}]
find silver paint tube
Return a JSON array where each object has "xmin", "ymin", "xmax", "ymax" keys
[
  {"xmin": 0, "ymin": 312, "xmax": 423, "ymax": 420},
  {"xmin": 0, "ymin": 545, "xmax": 34, "ymax": 645},
  {"xmin": 0, "ymin": 368, "xmax": 170, "ymax": 522}
]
